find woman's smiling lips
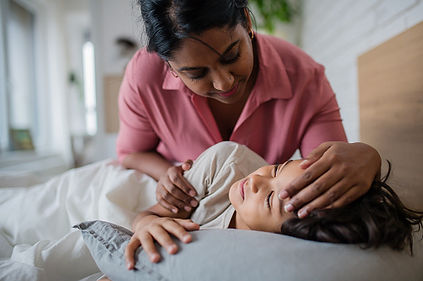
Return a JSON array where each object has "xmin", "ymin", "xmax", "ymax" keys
[
  {"xmin": 216, "ymin": 82, "xmax": 239, "ymax": 98},
  {"xmin": 240, "ymin": 179, "xmax": 247, "ymax": 200}
]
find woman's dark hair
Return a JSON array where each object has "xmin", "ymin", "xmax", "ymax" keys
[
  {"xmin": 137, "ymin": 0, "xmax": 250, "ymax": 60},
  {"xmin": 281, "ymin": 162, "xmax": 423, "ymax": 254}
]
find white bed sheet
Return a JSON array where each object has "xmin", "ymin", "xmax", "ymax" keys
[{"xmin": 0, "ymin": 160, "xmax": 157, "ymax": 281}]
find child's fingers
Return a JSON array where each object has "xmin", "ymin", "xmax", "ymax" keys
[
  {"xmin": 162, "ymin": 219, "xmax": 197, "ymax": 244},
  {"xmin": 175, "ymin": 219, "xmax": 200, "ymax": 231},
  {"xmin": 149, "ymin": 225, "xmax": 179, "ymax": 255},
  {"xmin": 139, "ymin": 232, "xmax": 162, "ymax": 263},
  {"xmin": 125, "ymin": 237, "xmax": 141, "ymax": 269}
]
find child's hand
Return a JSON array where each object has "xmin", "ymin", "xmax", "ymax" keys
[{"xmin": 125, "ymin": 215, "xmax": 199, "ymax": 268}]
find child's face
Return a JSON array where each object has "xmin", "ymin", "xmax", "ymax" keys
[{"xmin": 229, "ymin": 160, "xmax": 303, "ymax": 232}]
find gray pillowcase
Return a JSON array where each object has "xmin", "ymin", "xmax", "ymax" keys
[{"xmin": 74, "ymin": 220, "xmax": 423, "ymax": 281}]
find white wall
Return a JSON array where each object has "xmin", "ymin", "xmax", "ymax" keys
[
  {"xmin": 88, "ymin": 0, "xmax": 143, "ymax": 162},
  {"xmin": 97, "ymin": 0, "xmax": 143, "ymax": 74},
  {"xmin": 301, "ymin": 0, "xmax": 423, "ymax": 141},
  {"xmin": 43, "ymin": 0, "xmax": 71, "ymax": 161}
]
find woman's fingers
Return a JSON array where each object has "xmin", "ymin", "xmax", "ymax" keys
[
  {"xmin": 157, "ymin": 183, "xmax": 186, "ymax": 213},
  {"xmin": 181, "ymin": 159, "xmax": 193, "ymax": 171},
  {"xmin": 168, "ymin": 167, "xmax": 197, "ymax": 198},
  {"xmin": 156, "ymin": 164, "xmax": 198, "ymax": 213},
  {"xmin": 295, "ymin": 179, "xmax": 354, "ymax": 218},
  {"xmin": 280, "ymin": 142, "xmax": 381, "ymax": 217},
  {"xmin": 284, "ymin": 168, "xmax": 343, "ymax": 215},
  {"xmin": 279, "ymin": 158, "xmax": 331, "ymax": 200},
  {"xmin": 326, "ymin": 185, "xmax": 363, "ymax": 209},
  {"xmin": 299, "ymin": 142, "xmax": 333, "ymax": 169}
]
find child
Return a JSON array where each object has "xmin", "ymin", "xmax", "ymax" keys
[{"xmin": 125, "ymin": 142, "xmax": 423, "ymax": 268}]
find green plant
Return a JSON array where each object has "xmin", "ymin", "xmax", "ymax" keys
[{"xmin": 249, "ymin": 0, "xmax": 296, "ymax": 33}]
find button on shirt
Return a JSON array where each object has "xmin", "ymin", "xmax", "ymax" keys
[{"xmin": 117, "ymin": 34, "xmax": 347, "ymax": 164}]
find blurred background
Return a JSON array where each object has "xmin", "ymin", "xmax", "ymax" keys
[{"xmin": 0, "ymin": 0, "xmax": 422, "ymax": 184}]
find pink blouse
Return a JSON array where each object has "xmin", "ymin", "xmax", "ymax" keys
[{"xmin": 116, "ymin": 34, "xmax": 347, "ymax": 164}]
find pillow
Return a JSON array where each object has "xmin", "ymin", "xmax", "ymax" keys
[{"xmin": 75, "ymin": 220, "xmax": 423, "ymax": 281}]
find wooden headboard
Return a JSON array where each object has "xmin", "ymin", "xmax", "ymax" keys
[
  {"xmin": 103, "ymin": 75, "xmax": 123, "ymax": 134},
  {"xmin": 358, "ymin": 21, "xmax": 423, "ymax": 209}
]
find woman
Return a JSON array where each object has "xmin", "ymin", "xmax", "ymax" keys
[
  {"xmin": 117, "ymin": 0, "xmax": 381, "ymax": 218},
  {"xmin": 124, "ymin": 142, "xmax": 423, "ymax": 267}
]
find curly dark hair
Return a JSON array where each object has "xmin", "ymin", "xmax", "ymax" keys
[
  {"xmin": 137, "ymin": 0, "xmax": 250, "ymax": 60},
  {"xmin": 281, "ymin": 162, "xmax": 423, "ymax": 254}
]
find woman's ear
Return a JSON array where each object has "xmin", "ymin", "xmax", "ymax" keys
[
  {"xmin": 244, "ymin": 8, "xmax": 254, "ymax": 39},
  {"xmin": 244, "ymin": 8, "xmax": 252, "ymax": 26}
]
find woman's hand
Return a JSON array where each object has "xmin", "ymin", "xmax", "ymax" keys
[
  {"xmin": 125, "ymin": 215, "xmax": 199, "ymax": 268},
  {"xmin": 278, "ymin": 142, "xmax": 381, "ymax": 218},
  {"xmin": 156, "ymin": 160, "xmax": 198, "ymax": 213}
]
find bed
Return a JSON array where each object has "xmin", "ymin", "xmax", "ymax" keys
[{"xmin": 0, "ymin": 159, "xmax": 422, "ymax": 281}]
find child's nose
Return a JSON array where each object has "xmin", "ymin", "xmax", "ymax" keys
[{"xmin": 250, "ymin": 175, "xmax": 265, "ymax": 193}]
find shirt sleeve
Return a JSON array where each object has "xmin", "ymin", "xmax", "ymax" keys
[
  {"xmin": 299, "ymin": 67, "xmax": 347, "ymax": 158},
  {"xmin": 116, "ymin": 56, "xmax": 159, "ymax": 163}
]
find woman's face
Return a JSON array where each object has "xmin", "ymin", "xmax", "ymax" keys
[
  {"xmin": 229, "ymin": 160, "xmax": 303, "ymax": 232},
  {"xmin": 167, "ymin": 23, "xmax": 255, "ymax": 104}
]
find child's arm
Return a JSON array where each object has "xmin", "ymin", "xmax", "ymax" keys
[{"xmin": 125, "ymin": 203, "xmax": 199, "ymax": 268}]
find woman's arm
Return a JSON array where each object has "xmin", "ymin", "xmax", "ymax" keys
[
  {"xmin": 122, "ymin": 151, "xmax": 198, "ymax": 214},
  {"xmin": 123, "ymin": 151, "xmax": 172, "ymax": 180},
  {"xmin": 117, "ymin": 53, "xmax": 198, "ymax": 214},
  {"xmin": 125, "ymin": 203, "xmax": 199, "ymax": 268}
]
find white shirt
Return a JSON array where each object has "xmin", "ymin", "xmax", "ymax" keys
[{"xmin": 184, "ymin": 142, "xmax": 268, "ymax": 229}]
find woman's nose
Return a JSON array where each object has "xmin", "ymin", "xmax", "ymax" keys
[{"xmin": 212, "ymin": 69, "xmax": 234, "ymax": 92}]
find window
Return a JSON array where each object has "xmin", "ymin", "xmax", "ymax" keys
[
  {"xmin": 0, "ymin": 0, "xmax": 98, "ymax": 154},
  {"xmin": 0, "ymin": 2, "xmax": 8, "ymax": 151},
  {"xmin": 82, "ymin": 40, "xmax": 97, "ymax": 136},
  {"xmin": 0, "ymin": 0, "xmax": 101, "ymax": 175},
  {"xmin": 0, "ymin": 0, "xmax": 39, "ymax": 153}
]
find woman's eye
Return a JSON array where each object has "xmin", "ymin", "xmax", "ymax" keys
[
  {"xmin": 189, "ymin": 75, "xmax": 204, "ymax": 81},
  {"xmin": 266, "ymin": 191, "xmax": 274, "ymax": 209},
  {"xmin": 189, "ymin": 74, "xmax": 206, "ymax": 80},
  {"xmin": 221, "ymin": 52, "xmax": 240, "ymax": 64},
  {"xmin": 187, "ymin": 70, "xmax": 208, "ymax": 80}
]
